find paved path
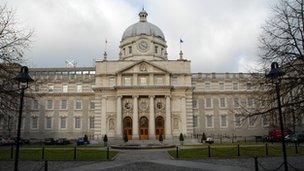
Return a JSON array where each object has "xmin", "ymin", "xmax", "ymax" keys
[{"xmin": 59, "ymin": 149, "xmax": 249, "ymax": 171}]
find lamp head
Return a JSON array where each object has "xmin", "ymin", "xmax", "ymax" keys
[
  {"xmin": 14, "ymin": 66, "xmax": 34, "ymax": 88},
  {"xmin": 266, "ymin": 62, "xmax": 285, "ymax": 80}
]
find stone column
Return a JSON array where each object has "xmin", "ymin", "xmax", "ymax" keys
[
  {"xmin": 149, "ymin": 95, "xmax": 155, "ymax": 139},
  {"xmin": 116, "ymin": 96, "xmax": 122, "ymax": 137},
  {"xmin": 101, "ymin": 96, "xmax": 107, "ymax": 136},
  {"xmin": 165, "ymin": 95, "xmax": 172, "ymax": 138},
  {"xmin": 132, "ymin": 95, "xmax": 139, "ymax": 139},
  {"xmin": 181, "ymin": 97, "xmax": 187, "ymax": 134}
]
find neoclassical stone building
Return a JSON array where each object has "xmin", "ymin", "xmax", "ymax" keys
[{"xmin": 0, "ymin": 9, "xmax": 280, "ymax": 141}]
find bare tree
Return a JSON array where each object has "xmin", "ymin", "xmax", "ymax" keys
[
  {"xmin": 0, "ymin": 4, "xmax": 33, "ymax": 136},
  {"xmin": 238, "ymin": 0, "xmax": 304, "ymax": 133}
]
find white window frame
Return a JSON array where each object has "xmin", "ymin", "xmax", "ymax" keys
[
  {"xmin": 45, "ymin": 117, "xmax": 53, "ymax": 130},
  {"xmin": 193, "ymin": 115, "xmax": 198, "ymax": 128},
  {"xmin": 205, "ymin": 82, "xmax": 211, "ymax": 90},
  {"xmin": 75, "ymin": 100, "xmax": 82, "ymax": 110},
  {"xmin": 155, "ymin": 77, "xmax": 163, "ymax": 86},
  {"xmin": 59, "ymin": 117, "xmax": 67, "ymax": 130},
  {"xmin": 74, "ymin": 117, "xmax": 81, "ymax": 129},
  {"xmin": 219, "ymin": 98, "xmax": 226, "ymax": 108},
  {"xmin": 233, "ymin": 83, "xmax": 239, "ymax": 90},
  {"xmin": 109, "ymin": 77, "xmax": 115, "ymax": 87},
  {"xmin": 89, "ymin": 116, "xmax": 95, "ymax": 129},
  {"xmin": 30, "ymin": 116, "xmax": 39, "ymax": 130},
  {"xmin": 60, "ymin": 99, "xmax": 68, "ymax": 110},
  {"xmin": 139, "ymin": 77, "xmax": 147, "ymax": 86},
  {"xmin": 124, "ymin": 77, "xmax": 132, "ymax": 86},
  {"xmin": 32, "ymin": 100, "xmax": 39, "ymax": 110},
  {"xmin": 76, "ymin": 84, "xmax": 82, "ymax": 92},
  {"xmin": 205, "ymin": 115, "xmax": 214, "ymax": 128},
  {"xmin": 62, "ymin": 85, "xmax": 68, "ymax": 93},
  {"xmin": 48, "ymin": 85, "xmax": 54, "ymax": 93},
  {"xmin": 220, "ymin": 114, "xmax": 228, "ymax": 128},
  {"xmin": 46, "ymin": 100, "xmax": 54, "ymax": 110},
  {"xmin": 205, "ymin": 98, "xmax": 213, "ymax": 109},
  {"xmin": 171, "ymin": 76, "xmax": 178, "ymax": 86}
]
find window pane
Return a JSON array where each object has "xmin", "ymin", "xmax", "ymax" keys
[
  {"xmin": 90, "ymin": 117, "xmax": 94, "ymax": 129},
  {"xmin": 75, "ymin": 117, "xmax": 81, "ymax": 128},
  {"xmin": 46, "ymin": 118, "xmax": 52, "ymax": 129},
  {"xmin": 62, "ymin": 85, "xmax": 68, "ymax": 92},
  {"xmin": 61, "ymin": 117, "xmax": 67, "ymax": 128},
  {"xmin": 61, "ymin": 100, "xmax": 67, "ymax": 109},
  {"xmin": 47, "ymin": 100, "xmax": 53, "ymax": 109},
  {"xmin": 221, "ymin": 115, "xmax": 227, "ymax": 127}
]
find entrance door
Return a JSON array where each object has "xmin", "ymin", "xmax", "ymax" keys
[
  {"xmin": 139, "ymin": 117, "xmax": 149, "ymax": 140},
  {"xmin": 155, "ymin": 116, "xmax": 164, "ymax": 140},
  {"xmin": 123, "ymin": 117, "xmax": 132, "ymax": 140}
]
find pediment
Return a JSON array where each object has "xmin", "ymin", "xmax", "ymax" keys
[{"xmin": 116, "ymin": 60, "xmax": 170, "ymax": 74}]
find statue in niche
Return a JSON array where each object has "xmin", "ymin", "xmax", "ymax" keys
[
  {"xmin": 109, "ymin": 119, "xmax": 114, "ymax": 130},
  {"xmin": 173, "ymin": 118, "xmax": 179, "ymax": 129}
]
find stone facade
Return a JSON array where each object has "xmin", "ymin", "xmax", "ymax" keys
[{"xmin": 0, "ymin": 9, "xmax": 285, "ymax": 141}]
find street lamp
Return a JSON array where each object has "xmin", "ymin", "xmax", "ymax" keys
[
  {"xmin": 266, "ymin": 62, "xmax": 288, "ymax": 171},
  {"xmin": 13, "ymin": 66, "xmax": 34, "ymax": 171}
]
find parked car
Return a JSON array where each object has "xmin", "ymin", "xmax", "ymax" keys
[
  {"xmin": 76, "ymin": 137, "xmax": 90, "ymax": 145},
  {"xmin": 56, "ymin": 138, "xmax": 70, "ymax": 145},
  {"xmin": 44, "ymin": 138, "xmax": 56, "ymax": 145},
  {"xmin": 266, "ymin": 129, "xmax": 292, "ymax": 142},
  {"xmin": 205, "ymin": 137, "xmax": 214, "ymax": 144},
  {"xmin": 13, "ymin": 138, "xmax": 30, "ymax": 145},
  {"xmin": 285, "ymin": 134, "xmax": 304, "ymax": 143}
]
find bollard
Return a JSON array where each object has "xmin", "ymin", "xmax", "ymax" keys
[
  {"xmin": 10, "ymin": 145, "xmax": 14, "ymax": 159},
  {"xmin": 265, "ymin": 143, "xmax": 268, "ymax": 156},
  {"xmin": 254, "ymin": 157, "xmax": 258, "ymax": 171},
  {"xmin": 73, "ymin": 146, "xmax": 77, "ymax": 160},
  {"xmin": 44, "ymin": 160, "xmax": 48, "ymax": 171},
  {"xmin": 41, "ymin": 146, "xmax": 45, "ymax": 160},
  {"xmin": 176, "ymin": 146, "xmax": 179, "ymax": 159},
  {"xmin": 208, "ymin": 145, "xmax": 211, "ymax": 157},
  {"xmin": 295, "ymin": 142, "xmax": 298, "ymax": 154},
  {"xmin": 107, "ymin": 147, "xmax": 110, "ymax": 160},
  {"xmin": 237, "ymin": 144, "xmax": 240, "ymax": 157}
]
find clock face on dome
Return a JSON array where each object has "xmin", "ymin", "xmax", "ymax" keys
[{"xmin": 137, "ymin": 40, "xmax": 149, "ymax": 52}]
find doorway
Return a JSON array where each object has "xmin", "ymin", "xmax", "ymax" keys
[
  {"xmin": 139, "ymin": 116, "xmax": 149, "ymax": 140},
  {"xmin": 155, "ymin": 116, "xmax": 164, "ymax": 140},
  {"xmin": 123, "ymin": 117, "xmax": 132, "ymax": 140}
]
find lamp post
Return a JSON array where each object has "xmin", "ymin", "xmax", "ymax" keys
[
  {"xmin": 266, "ymin": 62, "xmax": 288, "ymax": 171},
  {"xmin": 13, "ymin": 66, "xmax": 34, "ymax": 171}
]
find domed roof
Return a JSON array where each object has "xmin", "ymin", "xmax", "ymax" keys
[{"xmin": 121, "ymin": 9, "xmax": 165, "ymax": 41}]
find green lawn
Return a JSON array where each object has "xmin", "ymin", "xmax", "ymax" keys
[
  {"xmin": 168, "ymin": 145, "xmax": 304, "ymax": 159},
  {"xmin": 0, "ymin": 147, "xmax": 118, "ymax": 161}
]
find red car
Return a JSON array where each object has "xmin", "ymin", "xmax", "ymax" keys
[{"xmin": 266, "ymin": 129, "xmax": 292, "ymax": 142}]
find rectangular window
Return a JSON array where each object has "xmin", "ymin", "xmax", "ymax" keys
[
  {"xmin": 62, "ymin": 85, "xmax": 68, "ymax": 92},
  {"xmin": 60, "ymin": 117, "xmax": 67, "ymax": 129},
  {"xmin": 219, "ymin": 82, "xmax": 224, "ymax": 90},
  {"xmin": 233, "ymin": 83, "xmax": 238, "ymax": 90},
  {"xmin": 124, "ymin": 77, "xmax": 131, "ymax": 86},
  {"xmin": 75, "ymin": 117, "xmax": 81, "ymax": 129},
  {"xmin": 109, "ymin": 77, "xmax": 115, "ymax": 87},
  {"xmin": 33, "ymin": 100, "xmax": 39, "ymax": 110},
  {"xmin": 247, "ymin": 98, "xmax": 254, "ymax": 108},
  {"xmin": 75, "ymin": 100, "xmax": 82, "ymax": 110},
  {"xmin": 246, "ymin": 83, "xmax": 252, "ymax": 90},
  {"xmin": 220, "ymin": 115, "xmax": 228, "ymax": 127},
  {"xmin": 205, "ymin": 98, "xmax": 212, "ymax": 108},
  {"xmin": 234, "ymin": 98, "xmax": 240, "ymax": 108},
  {"xmin": 31, "ymin": 117, "xmax": 38, "ymax": 129},
  {"xmin": 46, "ymin": 100, "xmax": 53, "ymax": 110},
  {"xmin": 235, "ymin": 114, "xmax": 241, "ymax": 127},
  {"xmin": 193, "ymin": 99, "xmax": 198, "ymax": 109},
  {"xmin": 219, "ymin": 98, "xmax": 226, "ymax": 108},
  {"xmin": 206, "ymin": 115, "xmax": 213, "ymax": 128},
  {"xmin": 193, "ymin": 115, "xmax": 198, "ymax": 127},
  {"xmin": 155, "ymin": 45, "xmax": 158, "ymax": 53},
  {"xmin": 128, "ymin": 46, "xmax": 132, "ymax": 54},
  {"xmin": 48, "ymin": 85, "xmax": 54, "ymax": 92},
  {"xmin": 89, "ymin": 117, "xmax": 94, "ymax": 129},
  {"xmin": 262, "ymin": 115, "xmax": 269, "ymax": 127},
  {"xmin": 90, "ymin": 101, "xmax": 95, "ymax": 110},
  {"xmin": 249, "ymin": 116, "xmax": 256, "ymax": 127},
  {"xmin": 46, "ymin": 117, "xmax": 52, "ymax": 129},
  {"xmin": 61, "ymin": 100, "xmax": 67, "ymax": 110},
  {"xmin": 172, "ymin": 76, "xmax": 178, "ymax": 86},
  {"xmin": 76, "ymin": 85, "xmax": 82, "ymax": 92},
  {"xmin": 156, "ymin": 77, "xmax": 163, "ymax": 85},
  {"xmin": 140, "ymin": 77, "xmax": 147, "ymax": 86},
  {"xmin": 205, "ymin": 83, "xmax": 211, "ymax": 90}
]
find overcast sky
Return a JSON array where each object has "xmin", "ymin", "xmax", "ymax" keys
[{"xmin": 3, "ymin": 0, "xmax": 275, "ymax": 72}]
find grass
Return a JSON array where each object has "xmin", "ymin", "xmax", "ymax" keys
[
  {"xmin": 0, "ymin": 147, "xmax": 118, "ymax": 161},
  {"xmin": 168, "ymin": 144, "xmax": 304, "ymax": 159}
]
